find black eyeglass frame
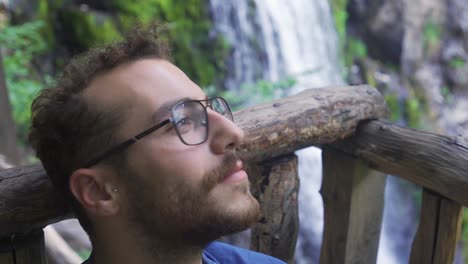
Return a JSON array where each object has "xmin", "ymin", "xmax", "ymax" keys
[{"xmin": 83, "ymin": 97, "xmax": 233, "ymax": 168}]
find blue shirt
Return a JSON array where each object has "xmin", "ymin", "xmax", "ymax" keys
[{"xmin": 82, "ymin": 241, "xmax": 286, "ymax": 264}]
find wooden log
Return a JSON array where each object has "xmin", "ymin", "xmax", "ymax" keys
[
  {"xmin": 249, "ymin": 155, "xmax": 299, "ymax": 264},
  {"xmin": 235, "ymin": 85, "xmax": 389, "ymax": 162},
  {"xmin": 0, "ymin": 164, "xmax": 71, "ymax": 237},
  {"xmin": 320, "ymin": 146, "xmax": 386, "ymax": 264},
  {"xmin": 334, "ymin": 119, "xmax": 468, "ymax": 207},
  {"xmin": 0, "ymin": 85, "xmax": 388, "ymax": 236},
  {"xmin": 409, "ymin": 189, "xmax": 463, "ymax": 264}
]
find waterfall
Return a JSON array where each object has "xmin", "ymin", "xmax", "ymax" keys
[{"xmin": 209, "ymin": 0, "xmax": 408, "ymax": 263}]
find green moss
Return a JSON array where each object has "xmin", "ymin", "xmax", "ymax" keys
[
  {"xmin": 330, "ymin": 0, "xmax": 348, "ymax": 47},
  {"xmin": 35, "ymin": 0, "xmax": 73, "ymax": 48},
  {"xmin": 345, "ymin": 37, "xmax": 367, "ymax": 66},
  {"xmin": 405, "ymin": 98, "xmax": 422, "ymax": 128},
  {"xmin": 60, "ymin": 9, "xmax": 122, "ymax": 49},
  {"xmin": 155, "ymin": 0, "xmax": 228, "ymax": 87},
  {"xmin": 36, "ymin": 0, "xmax": 54, "ymax": 47},
  {"xmin": 112, "ymin": 0, "xmax": 227, "ymax": 88},
  {"xmin": 441, "ymin": 86, "xmax": 454, "ymax": 104},
  {"xmin": 384, "ymin": 93, "xmax": 401, "ymax": 122},
  {"xmin": 30, "ymin": 0, "xmax": 227, "ymax": 89},
  {"xmin": 423, "ymin": 20, "xmax": 442, "ymax": 56},
  {"xmin": 449, "ymin": 57, "xmax": 466, "ymax": 69}
]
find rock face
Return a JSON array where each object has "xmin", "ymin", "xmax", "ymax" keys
[
  {"xmin": 348, "ymin": 0, "xmax": 404, "ymax": 64},
  {"xmin": 346, "ymin": 0, "xmax": 468, "ymax": 137}
]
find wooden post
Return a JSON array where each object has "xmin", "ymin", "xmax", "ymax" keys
[
  {"xmin": 250, "ymin": 154, "xmax": 299, "ymax": 264},
  {"xmin": 320, "ymin": 146, "xmax": 386, "ymax": 264},
  {"xmin": 0, "ymin": 229, "xmax": 47, "ymax": 264},
  {"xmin": 409, "ymin": 189, "xmax": 463, "ymax": 264}
]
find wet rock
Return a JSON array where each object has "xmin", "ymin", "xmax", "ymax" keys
[
  {"xmin": 448, "ymin": 0, "xmax": 468, "ymax": 47},
  {"xmin": 348, "ymin": 0, "xmax": 404, "ymax": 64},
  {"xmin": 414, "ymin": 64, "xmax": 445, "ymax": 117}
]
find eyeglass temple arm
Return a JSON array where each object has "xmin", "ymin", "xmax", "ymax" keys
[{"xmin": 84, "ymin": 119, "xmax": 170, "ymax": 168}]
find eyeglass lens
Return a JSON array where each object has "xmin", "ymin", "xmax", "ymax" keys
[{"xmin": 171, "ymin": 98, "xmax": 232, "ymax": 145}]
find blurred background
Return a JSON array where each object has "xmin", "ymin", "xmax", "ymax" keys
[{"xmin": 0, "ymin": 0, "xmax": 467, "ymax": 263}]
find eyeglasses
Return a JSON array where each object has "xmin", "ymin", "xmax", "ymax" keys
[{"xmin": 84, "ymin": 97, "xmax": 233, "ymax": 168}]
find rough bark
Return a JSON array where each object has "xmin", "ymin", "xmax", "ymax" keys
[
  {"xmin": 334, "ymin": 119, "xmax": 468, "ymax": 207},
  {"xmin": 250, "ymin": 155, "xmax": 299, "ymax": 264},
  {"xmin": 235, "ymin": 85, "xmax": 389, "ymax": 162},
  {"xmin": 0, "ymin": 164, "xmax": 72, "ymax": 237}
]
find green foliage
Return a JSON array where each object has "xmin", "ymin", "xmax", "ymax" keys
[
  {"xmin": 105, "ymin": 0, "xmax": 223, "ymax": 87},
  {"xmin": 449, "ymin": 57, "xmax": 466, "ymax": 69},
  {"xmin": 330, "ymin": 0, "xmax": 350, "ymax": 75},
  {"xmin": 330, "ymin": 0, "xmax": 348, "ymax": 48},
  {"xmin": 441, "ymin": 86, "xmax": 454, "ymax": 104},
  {"xmin": 152, "ymin": 0, "xmax": 228, "ymax": 87},
  {"xmin": 345, "ymin": 37, "xmax": 367, "ymax": 64},
  {"xmin": 60, "ymin": 9, "xmax": 122, "ymax": 49},
  {"xmin": 57, "ymin": 0, "xmax": 226, "ymax": 88},
  {"xmin": 0, "ymin": 21, "xmax": 48, "ymax": 144},
  {"xmin": 384, "ymin": 93, "xmax": 402, "ymax": 122},
  {"xmin": 423, "ymin": 20, "xmax": 442, "ymax": 55},
  {"xmin": 405, "ymin": 98, "xmax": 422, "ymax": 128}
]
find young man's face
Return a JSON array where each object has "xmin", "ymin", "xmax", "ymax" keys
[{"xmin": 84, "ymin": 59, "xmax": 260, "ymax": 244}]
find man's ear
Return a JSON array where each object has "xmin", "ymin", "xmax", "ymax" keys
[{"xmin": 69, "ymin": 168, "xmax": 120, "ymax": 217}]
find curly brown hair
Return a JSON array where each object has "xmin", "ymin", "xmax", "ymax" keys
[{"xmin": 29, "ymin": 24, "xmax": 171, "ymax": 238}]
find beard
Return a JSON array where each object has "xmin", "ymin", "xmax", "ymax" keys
[{"xmin": 121, "ymin": 152, "xmax": 261, "ymax": 247}]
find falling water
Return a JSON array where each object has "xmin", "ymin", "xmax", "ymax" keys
[{"xmin": 209, "ymin": 0, "xmax": 410, "ymax": 263}]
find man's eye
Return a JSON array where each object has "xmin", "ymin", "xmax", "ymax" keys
[{"xmin": 175, "ymin": 118, "xmax": 194, "ymax": 133}]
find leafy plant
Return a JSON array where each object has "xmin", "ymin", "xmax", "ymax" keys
[
  {"xmin": 0, "ymin": 20, "xmax": 48, "ymax": 144},
  {"xmin": 345, "ymin": 37, "xmax": 367, "ymax": 66},
  {"xmin": 423, "ymin": 20, "xmax": 442, "ymax": 55},
  {"xmin": 448, "ymin": 57, "xmax": 465, "ymax": 69}
]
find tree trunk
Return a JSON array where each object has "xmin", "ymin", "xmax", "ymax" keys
[{"xmin": 0, "ymin": 52, "xmax": 21, "ymax": 164}]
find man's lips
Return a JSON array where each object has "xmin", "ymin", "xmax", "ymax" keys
[{"xmin": 221, "ymin": 160, "xmax": 248, "ymax": 183}]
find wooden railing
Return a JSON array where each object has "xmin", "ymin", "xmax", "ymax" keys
[{"xmin": 1, "ymin": 85, "xmax": 467, "ymax": 264}]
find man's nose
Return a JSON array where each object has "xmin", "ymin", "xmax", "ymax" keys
[{"xmin": 207, "ymin": 109, "xmax": 244, "ymax": 154}]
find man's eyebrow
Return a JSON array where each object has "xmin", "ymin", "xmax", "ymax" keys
[{"xmin": 151, "ymin": 96, "xmax": 198, "ymax": 122}]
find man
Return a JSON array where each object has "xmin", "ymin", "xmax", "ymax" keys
[{"xmin": 29, "ymin": 25, "xmax": 286, "ymax": 264}]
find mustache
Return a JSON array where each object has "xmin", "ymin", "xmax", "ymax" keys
[{"xmin": 203, "ymin": 152, "xmax": 240, "ymax": 190}]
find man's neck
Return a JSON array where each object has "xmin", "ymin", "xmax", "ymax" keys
[{"xmin": 91, "ymin": 230, "xmax": 205, "ymax": 264}]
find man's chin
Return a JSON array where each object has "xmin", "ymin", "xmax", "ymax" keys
[
  {"xmin": 214, "ymin": 192, "xmax": 261, "ymax": 233},
  {"xmin": 186, "ymin": 194, "xmax": 261, "ymax": 244}
]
